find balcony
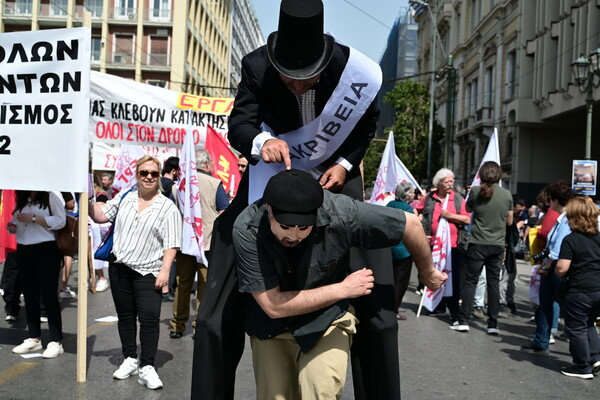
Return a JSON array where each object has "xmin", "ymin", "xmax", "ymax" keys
[
  {"xmin": 3, "ymin": 1, "xmax": 32, "ymax": 16},
  {"xmin": 474, "ymin": 106, "xmax": 494, "ymax": 128},
  {"xmin": 111, "ymin": 52, "xmax": 134, "ymax": 65},
  {"xmin": 143, "ymin": 8, "xmax": 172, "ymax": 24},
  {"xmin": 109, "ymin": 7, "xmax": 138, "ymax": 22},
  {"xmin": 144, "ymin": 54, "xmax": 170, "ymax": 68}
]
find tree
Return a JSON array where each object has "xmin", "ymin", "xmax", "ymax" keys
[{"xmin": 363, "ymin": 80, "xmax": 444, "ymax": 189}]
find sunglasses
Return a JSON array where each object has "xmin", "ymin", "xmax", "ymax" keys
[{"xmin": 138, "ymin": 170, "xmax": 160, "ymax": 178}]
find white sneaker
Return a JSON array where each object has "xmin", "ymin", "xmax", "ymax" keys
[
  {"xmin": 12, "ymin": 338, "xmax": 42, "ymax": 354},
  {"xmin": 5, "ymin": 314, "xmax": 17, "ymax": 321},
  {"xmin": 137, "ymin": 365, "xmax": 163, "ymax": 389},
  {"xmin": 40, "ymin": 316, "xmax": 48, "ymax": 323},
  {"xmin": 42, "ymin": 342, "xmax": 64, "ymax": 358},
  {"xmin": 449, "ymin": 321, "xmax": 470, "ymax": 332},
  {"xmin": 95, "ymin": 279, "xmax": 109, "ymax": 292},
  {"xmin": 113, "ymin": 357, "xmax": 139, "ymax": 379},
  {"xmin": 59, "ymin": 287, "xmax": 76, "ymax": 299}
]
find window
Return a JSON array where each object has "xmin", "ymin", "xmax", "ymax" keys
[
  {"xmin": 148, "ymin": 36, "xmax": 169, "ymax": 66},
  {"xmin": 506, "ymin": 50, "xmax": 516, "ymax": 99},
  {"xmin": 51, "ymin": 0, "xmax": 68, "ymax": 16},
  {"xmin": 455, "ymin": 11, "xmax": 461, "ymax": 45},
  {"xmin": 91, "ymin": 37, "xmax": 102, "ymax": 62},
  {"xmin": 471, "ymin": 78, "xmax": 478, "ymax": 114},
  {"xmin": 115, "ymin": 0, "xmax": 136, "ymax": 19},
  {"xmin": 147, "ymin": 80, "xmax": 167, "ymax": 88},
  {"xmin": 16, "ymin": 0, "xmax": 33, "ymax": 14},
  {"xmin": 151, "ymin": 0, "xmax": 170, "ymax": 20},
  {"xmin": 470, "ymin": 0, "xmax": 476, "ymax": 34},
  {"xmin": 113, "ymin": 34, "xmax": 134, "ymax": 64},
  {"xmin": 466, "ymin": 83, "xmax": 472, "ymax": 116},
  {"xmin": 485, "ymin": 67, "xmax": 494, "ymax": 108},
  {"xmin": 85, "ymin": 0, "xmax": 103, "ymax": 17}
]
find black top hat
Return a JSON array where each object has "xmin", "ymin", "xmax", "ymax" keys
[
  {"xmin": 267, "ymin": 0, "xmax": 334, "ymax": 80},
  {"xmin": 264, "ymin": 169, "xmax": 324, "ymax": 226}
]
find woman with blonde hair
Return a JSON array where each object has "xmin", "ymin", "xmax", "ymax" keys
[
  {"xmin": 89, "ymin": 155, "xmax": 182, "ymax": 389},
  {"xmin": 556, "ymin": 197, "xmax": 600, "ymax": 379}
]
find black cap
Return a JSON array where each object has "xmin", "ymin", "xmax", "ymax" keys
[
  {"xmin": 264, "ymin": 169, "xmax": 324, "ymax": 226},
  {"xmin": 267, "ymin": 0, "xmax": 334, "ymax": 80}
]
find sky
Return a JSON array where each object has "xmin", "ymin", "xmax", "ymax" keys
[{"xmin": 249, "ymin": 0, "xmax": 411, "ymax": 63}]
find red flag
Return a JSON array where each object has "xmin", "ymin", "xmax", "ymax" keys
[
  {"xmin": 204, "ymin": 124, "xmax": 241, "ymax": 197},
  {"xmin": 0, "ymin": 190, "xmax": 17, "ymax": 262}
]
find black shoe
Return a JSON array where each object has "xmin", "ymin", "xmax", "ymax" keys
[
  {"xmin": 520, "ymin": 343, "xmax": 549, "ymax": 355},
  {"xmin": 169, "ymin": 331, "xmax": 183, "ymax": 339},
  {"xmin": 162, "ymin": 293, "xmax": 174, "ymax": 302},
  {"xmin": 507, "ymin": 302, "xmax": 517, "ymax": 314},
  {"xmin": 560, "ymin": 366, "xmax": 593, "ymax": 379}
]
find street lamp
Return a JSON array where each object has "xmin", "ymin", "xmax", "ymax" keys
[{"xmin": 570, "ymin": 47, "xmax": 600, "ymax": 160}]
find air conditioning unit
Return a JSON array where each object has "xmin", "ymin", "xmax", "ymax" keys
[
  {"xmin": 128, "ymin": 12, "xmax": 136, "ymax": 20},
  {"xmin": 113, "ymin": 55, "xmax": 123, "ymax": 63}
]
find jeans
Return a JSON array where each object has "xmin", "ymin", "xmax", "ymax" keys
[
  {"xmin": 109, "ymin": 263, "xmax": 162, "ymax": 368},
  {"xmin": 17, "ymin": 241, "xmax": 63, "ymax": 342},
  {"xmin": 499, "ymin": 264, "xmax": 516, "ymax": 305},
  {"xmin": 563, "ymin": 291, "xmax": 600, "ymax": 372},
  {"xmin": 474, "ymin": 268, "xmax": 486, "ymax": 307},
  {"xmin": 458, "ymin": 244, "xmax": 504, "ymax": 327},
  {"xmin": 532, "ymin": 272, "xmax": 561, "ymax": 350}
]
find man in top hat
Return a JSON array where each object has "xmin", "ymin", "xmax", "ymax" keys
[
  {"xmin": 192, "ymin": 1, "xmax": 396, "ymax": 399},
  {"xmin": 233, "ymin": 170, "xmax": 445, "ymax": 399}
]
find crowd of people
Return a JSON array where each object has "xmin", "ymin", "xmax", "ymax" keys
[{"xmin": 1, "ymin": 0, "xmax": 599, "ymax": 397}]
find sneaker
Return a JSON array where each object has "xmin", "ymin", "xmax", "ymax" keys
[
  {"xmin": 5, "ymin": 314, "xmax": 17, "ymax": 322},
  {"xmin": 12, "ymin": 338, "xmax": 42, "ymax": 354},
  {"xmin": 528, "ymin": 334, "xmax": 555, "ymax": 344},
  {"xmin": 560, "ymin": 366, "xmax": 593, "ymax": 379},
  {"xmin": 95, "ymin": 279, "xmax": 109, "ymax": 292},
  {"xmin": 59, "ymin": 288, "xmax": 76, "ymax": 299},
  {"xmin": 42, "ymin": 342, "xmax": 64, "ymax": 358},
  {"xmin": 487, "ymin": 327, "xmax": 499, "ymax": 335},
  {"xmin": 0, "ymin": 288, "xmax": 4, "ymax": 296},
  {"xmin": 415, "ymin": 289, "xmax": 422, "ymax": 295},
  {"xmin": 113, "ymin": 357, "xmax": 139, "ymax": 379},
  {"xmin": 520, "ymin": 343, "xmax": 549, "ymax": 355},
  {"xmin": 449, "ymin": 321, "xmax": 469, "ymax": 332},
  {"xmin": 472, "ymin": 307, "xmax": 485, "ymax": 319},
  {"xmin": 137, "ymin": 365, "xmax": 163, "ymax": 389},
  {"xmin": 592, "ymin": 361, "xmax": 600, "ymax": 374}
]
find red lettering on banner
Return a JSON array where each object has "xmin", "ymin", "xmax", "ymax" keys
[
  {"xmin": 126, "ymin": 124, "xmax": 134, "ymax": 141},
  {"xmin": 179, "ymin": 94, "xmax": 194, "ymax": 108},
  {"xmin": 192, "ymin": 217, "xmax": 203, "ymax": 239},
  {"xmin": 432, "ymin": 237, "xmax": 442, "ymax": 252},
  {"xmin": 224, "ymin": 102, "xmax": 233, "ymax": 113},
  {"xmin": 96, "ymin": 121, "xmax": 124, "ymax": 140},
  {"xmin": 103, "ymin": 154, "xmax": 117, "ymax": 169},
  {"xmin": 211, "ymin": 99, "xmax": 225, "ymax": 112}
]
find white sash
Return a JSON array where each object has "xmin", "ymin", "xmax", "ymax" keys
[{"xmin": 248, "ymin": 46, "xmax": 382, "ymax": 203}]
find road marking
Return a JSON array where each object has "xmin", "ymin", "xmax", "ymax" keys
[{"xmin": 0, "ymin": 362, "xmax": 39, "ymax": 385}]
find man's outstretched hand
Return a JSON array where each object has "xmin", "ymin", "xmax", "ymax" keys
[
  {"xmin": 419, "ymin": 269, "xmax": 448, "ymax": 292},
  {"xmin": 261, "ymin": 139, "xmax": 292, "ymax": 170},
  {"xmin": 319, "ymin": 164, "xmax": 347, "ymax": 191}
]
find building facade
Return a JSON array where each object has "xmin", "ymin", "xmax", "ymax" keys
[
  {"xmin": 1, "ymin": 0, "xmax": 235, "ymax": 97},
  {"xmin": 414, "ymin": 0, "xmax": 600, "ymax": 201},
  {"xmin": 230, "ymin": 0, "xmax": 263, "ymax": 97},
  {"xmin": 378, "ymin": 7, "xmax": 419, "ymax": 137}
]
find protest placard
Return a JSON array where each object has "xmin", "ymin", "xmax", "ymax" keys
[{"xmin": 0, "ymin": 28, "xmax": 90, "ymax": 192}]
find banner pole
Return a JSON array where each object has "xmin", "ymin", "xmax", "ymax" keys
[
  {"xmin": 76, "ymin": 192, "xmax": 89, "ymax": 382},
  {"xmin": 416, "ymin": 290, "xmax": 425, "ymax": 318}
]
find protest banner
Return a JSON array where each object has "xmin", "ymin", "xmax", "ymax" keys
[
  {"xmin": 90, "ymin": 71, "xmax": 231, "ymax": 149},
  {"xmin": 0, "ymin": 28, "xmax": 90, "ymax": 192},
  {"xmin": 205, "ymin": 124, "xmax": 241, "ymax": 196},
  {"xmin": 370, "ymin": 131, "xmax": 423, "ymax": 205},
  {"xmin": 111, "ymin": 144, "xmax": 146, "ymax": 197},
  {"xmin": 176, "ymin": 124, "xmax": 208, "ymax": 265},
  {"xmin": 91, "ymin": 142, "xmax": 178, "ymax": 171}
]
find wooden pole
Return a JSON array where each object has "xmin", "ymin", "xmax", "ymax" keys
[{"xmin": 77, "ymin": 11, "xmax": 92, "ymax": 383}]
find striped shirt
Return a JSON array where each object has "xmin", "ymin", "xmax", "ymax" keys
[{"xmin": 102, "ymin": 189, "xmax": 182, "ymax": 276}]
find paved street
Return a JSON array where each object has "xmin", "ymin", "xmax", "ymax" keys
[{"xmin": 0, "ymin": 259, "xmax": 598, "ymax": 399}]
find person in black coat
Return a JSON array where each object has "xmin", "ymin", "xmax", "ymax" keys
[{"xmin": 191, "ymin": 1, "xmax": 400, "ymax": 399}]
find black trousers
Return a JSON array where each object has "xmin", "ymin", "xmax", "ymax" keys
[
  {"xmin": 17, "ymin": 241, "xmax": 62, "ymax": 342},
  {"xmin": 2, "ymin": 251, "xmax": 21, "ymax": 316},
  {"xmin": 109, "ymin": 263, "xmax": 162, "ymax": 368},
  {"xmin": 191, "ymin": 170, "xmax": 400, "ymax": 400}
]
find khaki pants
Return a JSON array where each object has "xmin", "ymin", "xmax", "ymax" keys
[
  {"xmin": 251, "ymin": 311, "xmax": 358, "ymax": 400},
  {"xmin": 169, "ymin": 252, "xmax": 208, "ymax": 333}
]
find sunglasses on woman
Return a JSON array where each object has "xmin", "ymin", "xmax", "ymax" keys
[{"xmin": 138, "ymin": 170, "xmax": 160, "ymax": 178}]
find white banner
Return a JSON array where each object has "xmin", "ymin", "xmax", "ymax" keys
[
  {"xmin": 176, "ymin": 124, "xmax": 208, "ymax": 265},
  {"xmin": 470, "ymin": 128, "xmax": 500, "ymax": 189},
  {"xmin": 111, "ymin": 144, "xmax": 146, "ymax": 197},
  {"xmin": 422, "ymin": 197, "xmax": 453, "ymax": 312},
  {"xmin": 370, "ymin": 132, "xmax": 422, "ymax": 205},
  {"xmin": 89, "ymin": 71, "xmax": 230, "ymax": 149},
  {"xmin": 0, "ymin": 28, "xmax": 90, "ymax": 192},
  {"xmin": 248, "ymin": 47, "xmax": 382, "ymax": 203}
]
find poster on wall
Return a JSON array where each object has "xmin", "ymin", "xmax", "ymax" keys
[
  {"xmin": 572, "ymin": 160, "xmax": 597, "ymax": 196},
  {"xmin": 0, "ymin": 28, "xmax": 90, "ymax": 192}
]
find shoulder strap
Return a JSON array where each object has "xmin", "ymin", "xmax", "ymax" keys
[{"xmin": 453, "ymin": 192, "xmax": 463, "ymax": 214}]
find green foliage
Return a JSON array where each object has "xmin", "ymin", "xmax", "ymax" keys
[{"xmin": 363, "ymin": 80, "xmax": 444, "ymax": 188}]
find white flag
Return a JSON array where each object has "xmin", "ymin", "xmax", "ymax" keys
[
  {"xmin": 470, "ymin": 128, "xmax": 501, "ymax": 189},
  {"xmin": 112, "ymin": 144, "xmax": 146, "ymax": 197},
  {"xmin": 370, "ymin": 132, "xmax": 422, "ymax": 205},
  {"xmin": 176, "ymin": 129, "xmax": 208, "ymax": 265},
  {"xmin": 422, "ymin": 197, "xmax": 453, "ymax": 312}
]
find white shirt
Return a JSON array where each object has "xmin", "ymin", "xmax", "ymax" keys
[
  {"xmin": 102, "ymin": 189, "xmax": 182, "ymax": 276},
  {"xmin": 12, "ymin": 192, "xmax": 66, "ymax": 245}
]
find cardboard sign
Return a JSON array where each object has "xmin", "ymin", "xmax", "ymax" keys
[{"xmin": 0, "ymin": 28, "xmax": 90, "ymax": 191}]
